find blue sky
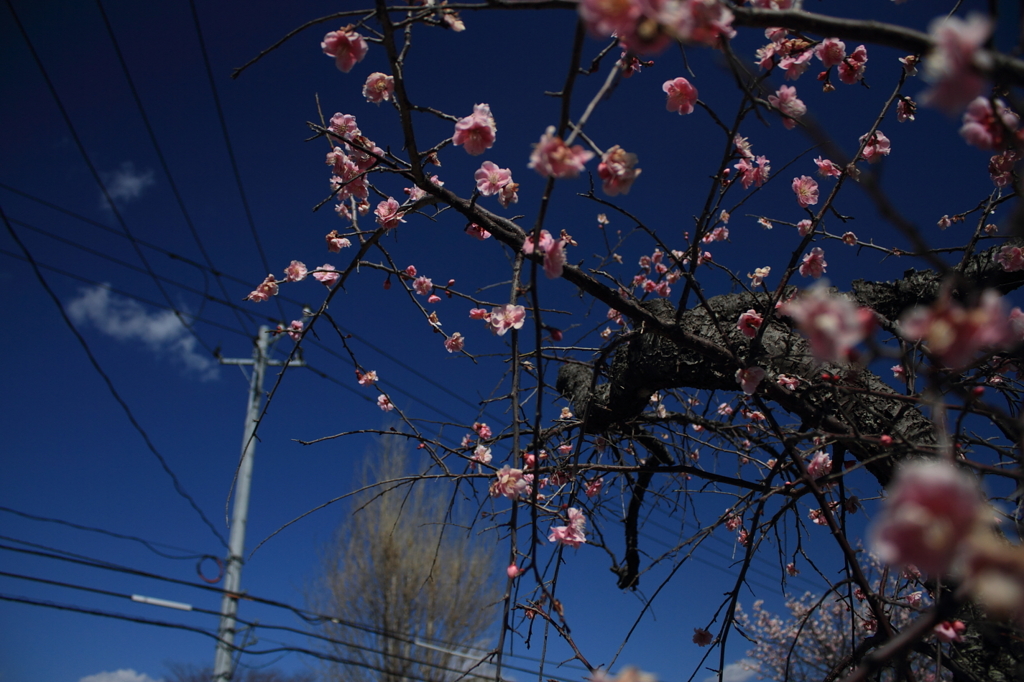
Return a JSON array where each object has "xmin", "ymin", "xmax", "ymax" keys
[{"xmin": 1, "ymin": 0, "xmax": 1015, "ymax": 681}]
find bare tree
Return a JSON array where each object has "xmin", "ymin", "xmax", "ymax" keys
[{"xmin": 310, "ymin": 433, "xmax": 500, "ymax": 682}]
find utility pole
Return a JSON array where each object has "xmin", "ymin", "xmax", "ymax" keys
[{"xmin": 213, "ymin": 325, "xmax": 305, "ymax": 681}]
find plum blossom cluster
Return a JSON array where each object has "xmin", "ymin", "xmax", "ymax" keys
[
  {"xmin": 598, "ymin": 146, "xmax": 642, "ymax": 196},
  {"xmin": 768, "ymin": 85, "xmax": 806, "ymax": 130},
  {"xmin": 470, "ymin": 304, "xmax": 527, "ymax": 337},
  {"xmin": 732, "ymin": 136, "xmax": 770, "ymax": 189},
  {"xmin": 490, "ymin": 465, "xmax": 531, "ymax": 500},
  {"xmin": 756, "ymin": 31, "xmax": 867, "ymax": 88},
  {"xmin": 453, "ymin": 104, "xmax": 497, "ymax": 156},
  {"xmin": 959, "ymin": 97, "xmax": 1021, "ymax": 150},
  {"xmin": 548, "ymin": 507, "xmax": 587, "ymax": 548},
  {"xmin": 325, "ymin": 112, "xmax": 388, "ymax": 220},
  {"xmin": 528, "ymin": 127, "xmax": 594, "ymax": 179},
  {"xmin": 634, "ymin": 248, "xmax": 684, "ymax": 298},
  {"xmin": 474, "ymin": 161, "xmax": 519, "ymax": 208},
  {"xmin": 920, "ymin": 13, "xmax": 993, "ymax": 114},
  {"xmin": 898, "ymin": 289, "xmax": 1018, "ymax": 369},
  {"xmin": 578, "ymin": 0, "xmax": 734, "ymax": 54},
  {"xmin": 779, "ymin": 286, "xmax": 874, "ymax": 363},
  {"xmin": 522, "ymin": 230, "xmax": 569, "ymax": 279}
]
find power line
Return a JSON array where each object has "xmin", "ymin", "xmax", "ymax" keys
[
  {"xmin": 5, "ymin": 0, "xmax": 219, "ymax": 361},
  {"xmin": 0, "ymin": 182, "xmax": 505, "ymax": 422},
  {"xmin": 0, "ymin": 506, "xmax": 213, "ymax": 562},
  {"xmin": 0, "ymin": 539, "xmax": 589, "ymax": 678},
  {"xmin": 92, "ymin": 0, "xmax": 257, "ymax": 339},
  {"xmin": 187, "ymin": 0, "xmax": 286, "ymax": 327},
  {"xmin": 0, "ymin": 245, "xmax": 250, "ymax": 340},
  {"xmin": 1, "ymin": 209, "xmax": 228, "ymax": 549},
  {"xmin": 0, "ymin": 593, "xmax": 483, "ymax": 682}
]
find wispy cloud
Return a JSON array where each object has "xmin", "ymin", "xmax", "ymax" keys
[
  {"xmin": 67, "ymin": 285, "xmax": 218, "ymax": 380},
  {"xmin": 79, "ymin": 670, "xmax": 162, "ymax": 682},
  {"xmin": 703, "ymin": 660, "xmax": 757, "ymax": 682},
  {"xmin": 100, "ymin": 161, "xmax": 155, "ymax": 207}
]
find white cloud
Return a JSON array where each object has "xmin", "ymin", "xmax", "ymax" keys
[
  {"xmin": 67, "ymin": 285, "xmax": 218, "ymax": 380},
  {"xmin": 79, "ymin": 670, "xmax": 162, "ymax": 682},
  {"xmin": 101, "ymin": 161, "xmax": 155, "ymax": 206},
  {"xmin": 703, "ymin": 660, "xmax": 757, "ymax": 682}
]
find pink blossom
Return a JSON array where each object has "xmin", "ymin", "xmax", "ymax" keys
[
  {"xmin": 489, "ymin": 304, "xmax": 527, "ymax": 336},
  {"xmin": 357, "ymin": 369, "xmax": 378, "ymax": 386},
  {"xmin": 328, "ymin": 113, "xmax": 360, "ymax": 140},
  {"xmin": 737, "ymin": 309, "xmax": 763, "ymax": 339},
  {"xmin": 362, "ymin": 72, "xmax": 394, "ymax": 104},
  {"xmin": 807, "ymin": 451, "xmax": 832, "ymax": 479},
  {"xmin": 777, "ymin": 374, "xmax": 799, "ymax": 390},
  {"xmin": 471, "ymin": 444, "xmax": 492, "ymax": 470},
  {"xmin": 375, "ymin": 197, "xmax": 406, "ymax": 230},
  {"xmin": 748, "ymin": 266, "xmax": 770, "ymax": 287},
  {"xmin": 528, "ymin": 127, "xmax": 594, "ymax": 178},
  {"xmin": 870, "ymin": 460, "xmax": 982, "ymax": 576},
  {"xmin": 934, "ymin": 620, "xmax": 967, "ymax": 643},
  {"xmin": 286, "ymin": 320, "xmax": 303, "ymax": 341},
  {"xmin": 734, "ymin": 155, "xmax": 770, "ymax": 189},
  {"xmin": 475, "ymin": 161, "xmax": 512, "ymax": 196},
  {"xmin": 837, "ymin": 44, "xmax": 867, "ymax": 85},
  {"xmin": 736, "ymin": 366, "xmax": 765, "ymax": 395},
  {"xmin": 548, "ymin": 507, "xmax": 587, "ymax": 548},
  {"xmin": 598, "ymin": 145, "xmax": 642, "ymax": 196},
  {"xmin": 859, "ymin": 131, "xmax": 891, "ymax": 163},
  {"xmin": 246, "ymin": 274, "xmax": 278, "ymax": 302},
  {"xmin": 692, "ymin": 628, "xmax": 713, "ymax": 647},
  {"xmin": 899, "ymin": 289, "xmax": 1014, "ymax": 368},
  {"xmin": 799, "ymin": 247, "xmax": 827, "ymax": 278},
  {"xmin": 996, "ymin": 245, "xmax": 1024, "ymax": 272},
  {"xmin": 990, "ymin": 150, "xmax": 1018, "ymax": 187},
  {"xmin": 322, "ymin": 28, "xmax": 369, "ymax": 73},
  {"xmin": 725, "ymin": 515, "xmax": 741, "ymax": 531},
  {"xmin": 768, "ymin": 85, "xmax": 806, "ymax": 129},
  {"xmin": 663, "ymin": 77, "xmax": 699, "ymax": 115},
  {"xmin": 490, "ymin": 465, "xmax": 530, "ymax": 499},
  {"xmin": 413, "ymin": 276, "xmax": 433, "ymax": 296},
  {"xmin": 792, "ymin": 176, "xmax": 819, "ymax": 208},
  {"xmin": 585, "ymin": 477, "xmax": 604, "ymax": 498},
  {"xmin": 717, "ymin": 402, "xmax": 733, "ymax": 416},
  {"xmin": 498, "ymin": 181, "xmax": 520, "ymax": 208},
  {"xmin": 921, "ymin": 14, "xmax": 993, "ymax": 114},
  {"xmin": 473, "ymin": 422, "xmax": 492, "ymax": 439},
  {"xmin": 959, "ymin": 97, "xmax": 1020, "ymax": 150},
  {"xmin": 797, "ymin": 219, "xmax": 814, "ymax": 236},
  {"xmin": 897, "ymin": 98, "xmax": 917, "ymax": 123},
  {"xmin": 506, "ymin": 563, "xmax": 523, "ymax": 579},
  {"xmin": 814, "ymin": 156, "xmax": 842, "ymax": 178},
  {"xmin": 377, "ymin": 394, "xmax": 395, "ymax": 412},
  {"xmin": 283, "ymin": 261, "xmax": 307, "ymax": 283},
  {"xmin": 786, "ymin": 562, "xmax": 799, "ymax": 576},
  {"xmin": 841, "ymin": 232, "xmax": 858, "ymax": 245},
  {"xmin": 815, "ymin": 37, "xmax": 846, "ymax": 68},
  {"xmin": 465, "ymin": 224, "xmax": 492, "ymax": 240},
  {"xmin": 312, "ymin": 264, "xmax": 339, "ymax": 287},
  {"xmin": 453, "ymin": 104, "xmax": 497, "ymax": 156},
  {"xmin": 779, "ymin": 285, "xmax": 873, "ymax": 362},
  {"xmin": 444, "ymin": 332, "xmax": 465, "ymax": 353},
  {"xmin": 469, "ymin": 308, "xmax": 490, "ymax": 320},
  {"xmin": 325, "ymin": 230, "xmax": 351, "ymax": 252},
  {"xmin": 522, "ymin": 230, "xmax": 567, "ymax": 279},
  {"xmin": 779, "ymin": 50, "xmax": 813, "ymax": 80}
]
